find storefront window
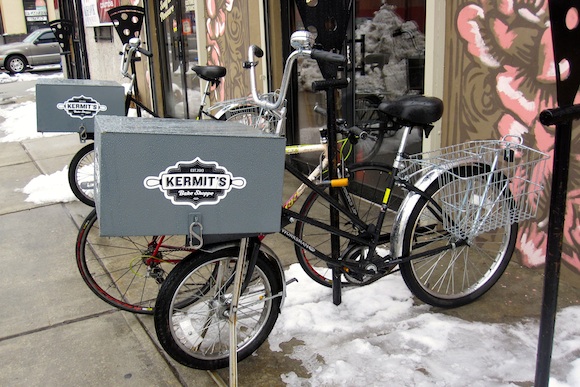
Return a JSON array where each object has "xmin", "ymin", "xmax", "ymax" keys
[
  {"xmin": 290, "ymin": 0, "xmax": 426, "ymax": 166},
  {"xmin": 24, "ymin": 0, "xmax": 50, "ymax": 32},
  {"xmin": 157, "ymin": 0, "xmax": 199, "ymax": 118},
  {"xmin": 354, "ymin": 0, "xmax": 425, "ymax": 99}
]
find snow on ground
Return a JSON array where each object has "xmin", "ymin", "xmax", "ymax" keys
[
  {"xmin": 1, "ymin": 80, "xmax": 579, "ymax": 385},
  {"xmin": 271, "ymin": 264, "xmax": 580, "ymax": 386},
  {"xmin": 1, "ymin": 70, "xmax": 73, "ymax": 203},
  {"xmin": 19, "ymin": 165, "xmax": 76, "ymax": 204},
  {"xmin": 0, "ymin": 67, "xmax": 62, "ymax": 84}
]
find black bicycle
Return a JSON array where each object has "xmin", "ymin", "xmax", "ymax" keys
[{"xmin": 153, "ymin": 30, "xmax": 548, "ymax": 370}]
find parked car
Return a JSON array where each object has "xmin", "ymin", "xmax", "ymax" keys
[{"xmin": 0, "ymin": 28, "xmax": 62, "ymax": 74}]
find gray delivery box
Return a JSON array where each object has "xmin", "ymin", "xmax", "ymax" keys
[
  {"xmin": 36, "ymin": 78, "xmax": 125, "ymax": 134},
  {"xmin": 95, "ymin": 116, "xmax": 285, "ymax": 243}
]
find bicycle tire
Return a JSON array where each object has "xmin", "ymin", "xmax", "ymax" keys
[
  {"xmin": 294, "ymin": 162, "xmax": 395, "ymax": 287},
  {"xmin": 76, "ymin": 209, "xmax": 194, "ymax": 314},
  {"xmin": 68, "ymin": 143, "xmax": 96, "ymax": 207},
  {"xmin": 354, "ymin": 95, "xmax": 385, "ymax": 162},
  {"xmin": 399, "ymin": 165, "xmax": 517, "ymax": 308},
  {"xmin": 154, "ymin": 246, "xmax": 282, "ymax": 370}
]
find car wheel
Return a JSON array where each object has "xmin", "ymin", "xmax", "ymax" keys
[{"xmin": 7, "ymin": 55, "xmax": 27, "ymax": 74}]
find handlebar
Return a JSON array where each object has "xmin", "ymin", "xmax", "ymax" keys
[
  {"xmin": 539, "ymin": 105, "xmax": 580, "ymax": 126},
  {"xmin": 310, "ymin": 49, "xmax": 346, "ymax": 65},
  {"xmin": 120, "ymin": 37, "xmax": 151, "ymax": 79},
  {"xmin": 248, "ymin": 30, "xmax": 347, "ymax": 111}
]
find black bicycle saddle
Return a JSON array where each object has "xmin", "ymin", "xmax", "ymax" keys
[
  {"xmin": 192, "ymin": 65, "xmax": 227, "ymax": 83},
  {"xmin": 378, "ymin": 95, "xmax": 444, "ymax": 125}
]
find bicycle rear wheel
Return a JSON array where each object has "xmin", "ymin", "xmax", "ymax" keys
[
  {"xmin": 154, "ymin": 246, "xmax": 283, "ymax": 370},
  {"xmin": 76, "ymin": 209, "xmax": 193, "ymax": 314},
  {"xmin": 68, "ymin": 143, "xmax": 95, "ymax": 207},
  {"xmin": 221, "ymin": 105, "xmax": 281, "ymax": 134},
  {"xmin": 354, "ymin": 95, "xmax": 385, "ymax": 162},
  {"xmin": 400, "ymin": 165, "xmax": 517, "ymax": 307},
  {"xmin": 294, "ymin": 162, "xmax": 395, "ymax": 287}
]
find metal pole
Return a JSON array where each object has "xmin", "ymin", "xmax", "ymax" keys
[
  {"xmin": 534, "ymin": 120, "xmax": 573, "ymax": 386},
  {"xmin": 228, "ymin": 238, "xmax": 250, "ymax": 387},
  {"xmin": 325, "ymin": 87, "xmax": 342, "ymax": 306}
]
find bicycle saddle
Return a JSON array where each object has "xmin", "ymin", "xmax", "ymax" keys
[
  {"xmin": 192, "ymin": 65, "xmax": 227, "ymax": 83},
  {"xmin": 378, "ymin": 95, "xmax": 443, "ymax": 125}
]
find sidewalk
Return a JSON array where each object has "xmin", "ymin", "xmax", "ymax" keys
[
  {"xmin": 1, "ymin": 133, "xmax": 580, "ymax": 386},
  {"xmin": 0, "ymin": 133, "xmax": 305, "ymax": 386}
]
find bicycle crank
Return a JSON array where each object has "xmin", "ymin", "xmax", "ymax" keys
[{"xmin": 341, "ymin": 245, "xmax": 395, "ymax": 285}]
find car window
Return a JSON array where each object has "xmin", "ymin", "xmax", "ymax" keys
[
  {"xmin": 37, "ymin": 32, "xmax": 57, "ymax": 43},
  {"xmin": 23, "ymin": 30, "xmax": 42, "ymax": 43}
]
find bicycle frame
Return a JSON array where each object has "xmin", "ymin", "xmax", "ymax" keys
[{"xmin": 278, "ymin": 123, "xmax": 468, "ymax": 276}]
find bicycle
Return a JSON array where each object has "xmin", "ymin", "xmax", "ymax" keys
[
  {"xmin": 68, "ymin": 37, "xmax": 233, "ymax": 206},
  {"xmin": 153, "ymin": 30, "xmax": 548, "ymax": 370},
  {"xmin": 75, "ymin": 32, "xmax": 370, "ymax": 315}
]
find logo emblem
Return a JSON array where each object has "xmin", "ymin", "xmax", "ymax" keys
[
  {"xmin": 143, "ymin": 158, "xmax": 247, "ymax": 209},
  {"xmin": 56, "ymin": 95, "xmax": 108, "ymax": 119}
]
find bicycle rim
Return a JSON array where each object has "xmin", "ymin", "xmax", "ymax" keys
[
  {"xmin": 400, "ymin": 167, "xmax": 517, "ymax": 307},
  {"xmin": 294, "ymin": 162, "xmax": 395, "ymax": 287},
  {"xmin": 76, "ymin": 209, "xmax": 193, "ymax": 314},
  {"xmin": 68, "ymin": 143, "xmax": 95, "ymax": 207},
  {"xmin": 154, "ymin": 247, "xmax": 282, "ymax": 370}
]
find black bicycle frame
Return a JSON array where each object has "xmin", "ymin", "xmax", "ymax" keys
[
  {"xmin": 280, "ymin": 161, "xmax": 391, "ymax": 270},
  {"xmin": 280, "ymin": 159, "xmax": 465, "ymax": 273}
]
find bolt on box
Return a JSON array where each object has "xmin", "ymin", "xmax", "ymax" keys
[
  {"xmin": 94, "ymin": 116, "xmax": 286, "ymax": 244},
  {"xmin": 36, "ymin": 78, "xmax": 125, "ymax": 135}
]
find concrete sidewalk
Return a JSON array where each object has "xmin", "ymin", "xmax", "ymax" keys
[{"xmin": 1, "ymin": 133, "xmax": 580, "ymax": 387}]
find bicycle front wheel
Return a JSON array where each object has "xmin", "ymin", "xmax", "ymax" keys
[
  {"xmin": 76, "ymin": 209, "xmax": 193, "ymax": 314},
  {"xmin": 294, "ymin": 162, "xmax": 395, "ymax": 287},
  {"xmin": 154, "ymin": 246, "xmax": 282, "ymax": 370},
  {"xmin": 400, "ymin": 165, "xmax": 517, "ymax": 308},
  {"xmin": 68, "ymin": 143, "xmax": 95, "ymax": 207}
]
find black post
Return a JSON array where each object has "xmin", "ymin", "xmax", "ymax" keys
[
  {"xmin": 534, "ymin": 120, "xmax": 572, "ymax": 386},
  {"xmin": 325, "ymin": 87, "xmax": 342, "ymax": 306},
  {"xmin": 534, "ymin": 0, "xmax": 580, "ymax": 382}
]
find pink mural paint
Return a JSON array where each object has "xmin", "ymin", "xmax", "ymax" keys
[
  {"xmin": 205, "ymin": 0, "xmax": 234, "ymax": 101},
  {"xmin": 457, "ymin": 0, "xmax": 580, "ymax": 272}
]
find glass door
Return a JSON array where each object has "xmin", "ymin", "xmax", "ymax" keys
[{"xmin": 157, "ymin": 0, "xmax": 199, "ymax": 118}]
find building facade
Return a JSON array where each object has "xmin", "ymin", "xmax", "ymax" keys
[
  {"xmin": 2, "ymin": 0, "xmax": 577, "ymax": 281},
  {"xmin": 0, "ymin": 0, "xmax": 59, "ymax": 42}
]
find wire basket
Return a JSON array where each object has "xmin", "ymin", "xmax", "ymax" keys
[
  {"xmin": 400, "ymin": 137, "xmax": 549, "ymax": 239},
  {"xmin": 210, "ymin": 93, "xmax": 286, "ymax": 135}
]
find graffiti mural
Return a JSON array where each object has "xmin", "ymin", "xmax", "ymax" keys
[
  {"xmin": 445, "ymin": 0, "xmax": 580, "ymax": 272},
  {"xmin": 205, "ymin": 0, "xmax": 257, "ymax": 101}
]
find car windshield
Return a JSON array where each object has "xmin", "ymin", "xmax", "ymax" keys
[{"xmin": 22, "ymin": 30, "xmax": 44, "ymax": 43}]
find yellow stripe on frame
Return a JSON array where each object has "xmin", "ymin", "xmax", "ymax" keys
[{"xmin": 382, "ymin": 188, "xmax": 391, "ymax": 204}]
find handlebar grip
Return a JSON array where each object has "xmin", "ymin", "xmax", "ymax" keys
[
  {"xmin": 251, "ymin": 45, "xmax": 264, "ymax": 58},
  {"xmin": 539, "ymin": 105, "xmax": 580, "ymax": 126},
  {"xmin": 137, "ymin": 46, "xmax": 153, "ymax": 58},
  {"xmin": 313, "ymin": 104, "xmax": 327, "ymax": 116},
  {"xmin": 348, "ymin": 126, "xmax": 368, "ymax": 140},
  {"xmin": 312, "ymin": 79, "xmax": 349, "ymax": 91},
  {"xmin": 311, "ymin": 49, "xmax": 346, "ymax": 65}
]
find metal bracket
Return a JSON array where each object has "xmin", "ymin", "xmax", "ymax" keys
[
  {"xmin": 188, "ymin": 214, "xmax": 203, "ymax": 249},
  {"xmin": 78, "ymin": 125, "xmax": 87, "ymax": 143}
]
